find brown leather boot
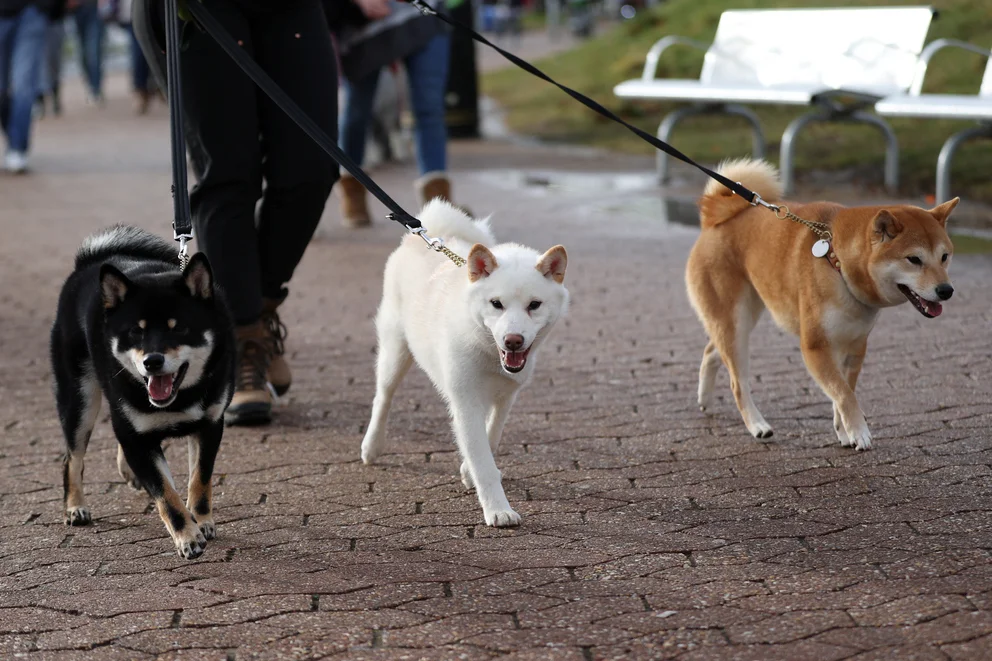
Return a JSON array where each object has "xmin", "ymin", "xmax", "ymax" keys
[
  {"xmin": 416, "ymin": 172, "xmax": 472, "ymax": 216},
  {"xmin": 225, "ymin": 321, "xmax": 273, "ymax": 426},
  {"xmin": 338, "ymin": 173, "xmax": 371, "ymax": 228},
  {"xmin": 262, "ymin": 295, "xmax": 291, "ymax": 396}
]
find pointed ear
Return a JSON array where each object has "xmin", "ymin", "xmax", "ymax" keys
[
  {"xmin": 99, "ymin": 264, "xmax": 130, "ymax": 310},
  {"xmin": 182, "ymin": 253, "xmax": 213, "ymax": 299},
  {"xmin": 872, "ymin": 210, "xmax": 902, "ymax": 242},
  {"xmin": 467, "ymin": 244, "xmax": 498, "ymax": 282},
  {"xmin": 928, "ymin": 197, "xmax": 959, "ymax": 227},
  {"xmin": 536, "ymin": 245, "xmax": 567, "ymax": 284}
]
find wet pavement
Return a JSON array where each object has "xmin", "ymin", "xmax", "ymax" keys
[{"xmin": 2, "ymin": 74, "xmax": 992, "ymax": 660}]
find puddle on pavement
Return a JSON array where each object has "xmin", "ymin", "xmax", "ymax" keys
[{"xmin": 472, "ymin": 168, "xmax": 702, "ymax": 231}]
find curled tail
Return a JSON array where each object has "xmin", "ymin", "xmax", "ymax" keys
[
  {"xmin": 417, "ymin": 198, "xmax": 495, "ymax": 246},
  {"xmin": 75, "ymin": 225, "xmax": 176, "ymax": 270},
  {"xmin": 699, "ymin": 159, "xmax": 782, "ymax": 229}
]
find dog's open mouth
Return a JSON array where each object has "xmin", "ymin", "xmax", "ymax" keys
[
  {"xmin": 499, "ymin": 348, "xmax": 530, "ymax": 374},
  {"xmin": 898, "ymin": 285, "xmax": 942, "ymax": 318},
  {"xmin": 145, "ymin": 363, "xmax": 188, "ymax": 406}
]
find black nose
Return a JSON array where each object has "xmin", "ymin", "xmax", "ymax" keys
[
  {"xmin": 143, "ymin": 353, "xmax": 165, "ymax": 372},
  {"xmin": 504, "ymin": 334, "xmax": 524, "ymax": 351},
  {"xmin": 935, "ymin": 284, "xmax": 954, "ymax": 301}
]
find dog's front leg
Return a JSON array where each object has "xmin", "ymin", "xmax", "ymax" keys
[
  {"xmin": 832, "ymin": 340, "xmax": 867, "ymax": 446},
  {"xmin": 120, "ymin": 442, "xmax": 207, "ymax": 559},
  {"xmin": 450, "ymin": 390, "xmax": 520, "ymax": 527},
  {"xmin": 801, "ymin": 340, "xmax": 871, "ymax": 451},
  {"xmin": 461, "ymin": 391, "xmax": 517, "ymax": 491},
  {"xmin": 187, "ymin": 421, "xmax": 223, "ymax": 541}
]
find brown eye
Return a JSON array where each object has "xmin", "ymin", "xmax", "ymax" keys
[
  {"xmin": 907, "ymin": 256, "xmax": 923, "ymax": 266},
  {"xmin": 528, "ymin": 301, "xmax": 542, "ymax": 311},
  {"xmin": 491, "ymin": 299, "xmax": 503, "ymax": 310},
  {"xmin": 942, "ymin": 253, "xmax": 948, "ymax": 263}
]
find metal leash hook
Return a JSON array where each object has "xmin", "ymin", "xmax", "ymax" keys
[
  {"xmin": 404, "ymin": 222, "xmax": 467, "ymax": 268},
  {"xmin": 176, "ymin": 232, "xmax": 192, "ymax": 271}
]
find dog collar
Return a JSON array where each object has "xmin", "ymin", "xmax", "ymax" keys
[{"xmin": 825, "ymin": 242, "xmax": 842, "ymax": 273}]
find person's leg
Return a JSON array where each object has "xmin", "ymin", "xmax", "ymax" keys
[
  {"xmin": 404, "ymin": 33, "xmax": 450, "ymax": 176},
  {"xmin": 338, "ymin": 70, "xmax": 379, "ymax": 167},
  {"xmin": 129, "ymin": 24, "xmax": 151, "ymax": 113},
  {"xmin": 73, "ymin": 3, "xmax": 103, "ymax": 99},
  {"xmin": 336, "ymin": 68, "xmax": 380, "ymax": 226},
  {"xmin": 250, "ymin": 0, "xmax": 338, "ymax": 394},
  {"xmin": 5, "ymin": 5, "xmax": 47, "ymax": 165},
  {"xmin": 404, "ymin": 32, "xmax": 462, "ymax": 206},
  {"xmin": 0, "ymin": 16, "xmax": 15, "ymax": 137},
  {"xmin": 251, "ymin": 0, "xmax": 338, "ymax": 299}
]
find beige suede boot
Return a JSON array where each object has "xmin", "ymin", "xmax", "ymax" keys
[
  {"xmin": 338, "ymin": 173, "xmax": 371, "ymax": 228},
  {"xmin": 416, "ymin": 172, "xmax": 472, "ymax": 216},
  {"xmin": 262, "ymin": 295, "xmax": 291, "ymax": 396},
  {"xmin": 225, "ymin": 321, "xmax": 273, "ymax": 426}
]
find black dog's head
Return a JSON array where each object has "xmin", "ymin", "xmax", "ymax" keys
[{"xmin": 101, "ymin": 253, "xmax": 220, "ymax": 408}]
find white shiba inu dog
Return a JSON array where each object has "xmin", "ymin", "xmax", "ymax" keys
[{"xmin": 361, "ymin": 199, "xmax": 570, "ymax": 526}]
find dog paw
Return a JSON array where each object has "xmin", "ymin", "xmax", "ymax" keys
[
  {"xmin": 833, "ymin": 405, "xmax": 851, "ymax": 445},
  {"xmin": 460, "ymin": 462, "xmax": 475, "ymax": 490},
  {"xmin": 360, "ymin": 433, "xmax": 384, "ymax": 465},
  {"xmin": 698, "ymin": 391, "xmax": 714, "ymax": 412},
  {"xmin": 64, "ymin": 506, "xmax": 92, "ymax": 526},
  {"xmin": 196, "ymin": 518, "xmax": 216, "ymax": 540},
  {"xmin": 174, "ymin": 529, "xmax": 208, "ymax": 560},
  {"xmin": 844, "ymin": 423, "xmax": 873, "ymax": 451},
  {"xmin": 485, "ymin": 508, "xmax": 521, "ymax": 528},
  {"xmin": 747, "ymin": 421, "xmax": 774, "ymax": 439}
]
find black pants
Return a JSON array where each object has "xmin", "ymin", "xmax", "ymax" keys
[{"xmin": 133, "ymin": 0, "xmax": 338, "ymax": 324}]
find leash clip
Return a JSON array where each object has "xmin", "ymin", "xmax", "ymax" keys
[
  {"xmin": 747, "ymin": 188, "xmax": 779, "ymax": 213},
  {"xmin": 408, "ymin": 0, "xmax": 438, "ymax": 16},
  {"xmin": 410, "ymin": 226, "xmax": 445, "ymax": 251},
  {"xmin": 175, "ymin": 231, "xmax": 193, "ymax": 270}
]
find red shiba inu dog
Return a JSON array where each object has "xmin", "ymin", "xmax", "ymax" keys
[{"xmin": 686, "ymin": 159, "xmax": 956, "ymax": 450}]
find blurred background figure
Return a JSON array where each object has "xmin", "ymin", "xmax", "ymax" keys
[
  {"xmin": 69, "ymin": 0, "xmax": 105, "ymax": 104},
  {"xmin": 106, "ymin": 0, "xmax": 155, "ymax": 113},
  {"xmin": 0, "ymin": 0, "xmax": 57, "ymax": 173},
  {"xmin": 36, "ymin": 0, "xmax": 65, "ymax": 117},
  {"xmin": 335, "ymin": 0, "xmax": 462, "ymax": 228}
]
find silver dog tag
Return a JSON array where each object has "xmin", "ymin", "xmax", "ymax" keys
[{"xmin": 811, "ymin": 239, "xmax": 830, "ymax": 258}]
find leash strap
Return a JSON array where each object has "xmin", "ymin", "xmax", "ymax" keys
[
  {"xmin": 407, "ymin": 0, "xmax": 759, "ymax": 205},
  {"xmin": 165, "ymin": 0, "xmax": 192, "ymax": 267},
  {"xmin": 181, "ymin": 0, "xmax": 424, "ymax": 231}
]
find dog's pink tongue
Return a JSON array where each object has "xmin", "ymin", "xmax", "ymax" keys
[
  {"xmin": 924, "ymin": 300, "xmax": 943, "ymax": 317},
  {"xmin": 505, "ymin": 352, "xmax": 526, "ymax": 369},
  {"xmin": 148, "ymin": 374, "xmax": 175, "ymax": 401}
]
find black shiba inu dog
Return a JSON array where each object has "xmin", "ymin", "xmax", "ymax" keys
[{"xmin": 50, "ymin": 226, "xmax": 235, "ymax": 559}]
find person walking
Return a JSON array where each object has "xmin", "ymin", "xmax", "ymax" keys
[
  {"xmin": 133, "ymin": 0, "xmax": 345, "ymax": 425},
  {"xmin": 106, "ymin": 0, "xmax": 154, "ymax": 113},
  {"xmin": 0, "ymin": 0, "xmax": 56, "ymax": 173},
  {"xmin": 335, "ymin": 0, "xmax": 464, "ymax": 228},
  {"xmin": 68, "ymin": 0, "xmax": 104, "ymax": 104},
  {"xmin": 37, "ymin": 0, "xmax": 65, "ymax": 117}
]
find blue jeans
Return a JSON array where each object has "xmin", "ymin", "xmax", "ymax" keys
[
  {"xmin": 0, "ymin": 4, "xmax": 48, "ymax": 152},
  {"xmin": 40, "ymin": 19, "xmax": 65, "ymax": 95},
  {"xmin": 339, "ymin": 32, "xmax": 450, "ymax": 175},
  {"xmin": 128, "ymin": 25, "xmax": 150, "ymax": 92},
  {"xmin": 73, "ymin": 2, "xmax": 104, "ymax": 97}
]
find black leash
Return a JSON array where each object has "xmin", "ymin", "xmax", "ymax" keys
[
  {"xmin": 407, "ymin": 0, "xmax": 761, "ymax": 206},
  {"xmin": 179, "ymin": 0, "xmax": 425, "ymax": 233},
  {"xmin": 165, "ymin": 0, "xmax": 193, "ymax": 267}
]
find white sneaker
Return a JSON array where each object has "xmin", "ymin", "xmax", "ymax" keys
[{"xmin": 4, "ymin": 151, "xmax": 28, "ymax": 174}]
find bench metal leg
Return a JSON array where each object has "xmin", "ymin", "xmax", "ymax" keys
[
  {"xmin": 780, "ymin": 109, "xmax": 899, "ymax": 196},
  {"xmin": 850, "ymin": 110, "xmax": 899, "ymax": 195},
  {"xmin": 656, "ymin": 105, "xmax": 766, "ymax": 184},
  {"xmin": 936, "ymin": 124, "xmax": 992, "ymax": 203}
]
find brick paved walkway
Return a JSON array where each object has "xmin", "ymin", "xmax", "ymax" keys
[{"xmin": 2, "ymin": 75, "xmax": 992, "ymax": 661}]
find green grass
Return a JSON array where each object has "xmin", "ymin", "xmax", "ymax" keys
[
  {"xmin": 482, "ymin": 0, "xmax": 992, "ymax": 201},
  {"xmin": 951, "ymin": 233, "xmax": 992, "ymax": 253}
]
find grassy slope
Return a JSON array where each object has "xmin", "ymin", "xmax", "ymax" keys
[{"xmin": 483, "ymin": 0, "xmax": 992, "ymax": 201}]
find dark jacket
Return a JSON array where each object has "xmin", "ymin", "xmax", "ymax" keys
[{"xmin": 0, "ymin": 0, "xmax": 58, "ymax": 18}]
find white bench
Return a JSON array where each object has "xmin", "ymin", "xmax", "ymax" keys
[
  {"xmin": 613, "ymin": 6, "xmax": 936, "ymax": 194},
  {"xmin": 875, "ymin": 39, "xmax": 992, "ymax": 203}
]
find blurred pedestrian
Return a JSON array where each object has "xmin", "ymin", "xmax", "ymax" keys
[
  {"xmin": 335, "ymin": 0, "xmax": 466, "ymax": 228},
  {"xmin": 37, "ymin": 0, "xmax": 65, "ymax": 117},
  {"xmin": 133, "ymin": 0, "xmax": 348, "ymax": 425},
  {"xmin": 106, "ymin": 0, "xmax": 155, "ymax": 113},
  {"xmin": 0, "ymin": 0, "xmax": 57, "ymax": 173},
  {"xmin": 69, "ymin": 0, "xmax": 105, "ymax": 104}
]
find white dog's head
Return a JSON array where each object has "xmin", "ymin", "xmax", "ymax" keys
[{"xmin": 466, "ymin": 243, "xmax": 570, "ymax": 375}]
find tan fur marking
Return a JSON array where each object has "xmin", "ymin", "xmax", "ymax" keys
[
  {"xmin": 167, "ymin": 319, "xmax": 177, "ymax": 329},
  {"xmin": 138, "ymin": 319, "xmax": 147, "ymax": 329}
]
